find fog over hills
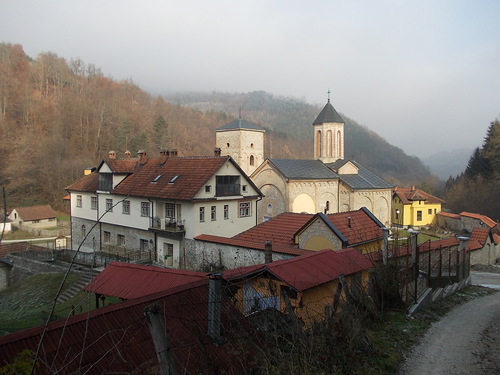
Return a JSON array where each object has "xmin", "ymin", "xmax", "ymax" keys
[{"xmin": 421, "ymin": 148, "xmax": 472, "ymax": 180}]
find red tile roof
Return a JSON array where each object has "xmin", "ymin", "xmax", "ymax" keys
[
  {"xmin": 436, "ymin": 211, "xmax": 461, "ymax": 219},
  {"xmin": 113, "ymin": 156, "xmax": 257, "ymax": 200},
  {"xmin": 223, "ymin": 249, "xmax": 372, "ymax": 292},
  {"xmin": 11, "ymin": 205, "xmax": 57, "ymax": 221},
  {"xmin": 468, "ymin": 227, "xmax": 490, "ymax": 246},
  {"xmin": 194, "ymin": 234, "xmax": 311, "ymax": 256},
  {"xmin": 466, "ymin": 239, "xmax": 483, "ymax": 252},
  {"xmin": 324, "ymin": 208, "xmax": 384, "ymax": 246},
  {"xmin": 65, "ymin": 172, "xmax": 99, "ymax": 192},
  {"xmin": 221, "ymin": 208, "xmax": 383, "ymax": 252},
  {"xmin": 0, "ymin": 280, "xmax": 259, "ymax": 374},
  {"xmin": 393, "ymin": 187, "xmax": 445, "ymax": 205},
  {"xmin": 233, "ymin": 212, "xmax": 312, "ymax": 247},
  {"xmin": 84, "ymin": 262, "xmax": 208, "ymax": 299},
  {"xmin": 460, "ymin": 212, "xmax": 497, "ymax": 228},
  {"xmin": 492, "ymin": 233, "xmax": 500, "ymax": 245},
  {"xmin": 104, "ymin": 158, "xmax": 138, "ymax": 173}
]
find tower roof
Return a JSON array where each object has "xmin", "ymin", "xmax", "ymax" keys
[
  {"xmin": 216, "ymin": 117, "xmax": 265, "ymax": 131},
  {"xmin": 313, "ymin": 100, "xmax": 344, "ymax": 125}
]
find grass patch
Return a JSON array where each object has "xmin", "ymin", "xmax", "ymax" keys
[
  {"xmin": 1, "ymin": 229, "xmax": 35, "ymax": 241},
  {"xmin": 0, "ymin": 273, "xmax": 79, "ymax": 335}
]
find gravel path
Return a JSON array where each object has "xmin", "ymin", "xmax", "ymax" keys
[{"xmin": 399, "ymin": 289, "xmax": 499, "ymax": 375}]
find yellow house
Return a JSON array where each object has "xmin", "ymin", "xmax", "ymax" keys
[{"xmin": 392, "ymin": 187, "xmax": 445, "ymax": 228}]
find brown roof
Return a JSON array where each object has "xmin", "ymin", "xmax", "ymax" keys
[
  {"xmin": 460, "ymin": 212, "xmax": 497, "ymax": 228},
  {"xmin": 492, "ymin": 233, "xmax": 500, "ymax": 245},
  {"xmin": 12, "ymin": 205, "xmax": 57, "ymax": 221},
  {"xmin": 393, "ymin": 187, "xmax": 445, "ymax": 205}
]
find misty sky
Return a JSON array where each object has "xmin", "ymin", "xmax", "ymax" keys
[{"xmin": 1, "ymin": 0, "xmax": 499, "ymax": 158}]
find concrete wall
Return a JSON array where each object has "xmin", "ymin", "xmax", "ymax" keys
[
  {"xmin": 4, "ymin": 254, "xmax": 70, "ymax": 285},
  {"xmin": 184, "ymin": 239, "xmax": 294, "ymax": 271}
]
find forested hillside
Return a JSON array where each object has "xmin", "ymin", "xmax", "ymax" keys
[
  {"xmin": 0, "ymin": 43, "xmax": 437, "ymax": 212},
  {"xmin": 167, "ymin": 91, "xmax": 436, "ymax": 186},
  {"xmin": 444, "ymin": 120, "xmax": 500, "ymax": 221}
]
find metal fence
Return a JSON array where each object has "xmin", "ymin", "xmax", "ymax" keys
[{"xmin": 388, "ymin": 237, "xmax": 470, "ymax": 306}]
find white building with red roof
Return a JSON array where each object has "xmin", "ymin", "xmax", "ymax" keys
[{"xmin": 66, "ymin": 150, "xmax": 263, "ymax": 268}]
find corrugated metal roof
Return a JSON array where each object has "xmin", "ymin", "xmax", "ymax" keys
[
  {"xmin": 268, "ymin": 158, "xmax": 339, "ymax": 180},
  {"xmin": 313, "ymin": 101, "xmax": 344, "ymax": 125},
  {"xmin": 224, "ymin": 249, "xmax": 372, "ymax": 292},
  {"xmin": 0, "ymin": 280, "xmax": 259, "ymax": 374},
  {"xmin": 84, "ymin": 262, "xmax": 208, "ymax": 299}
]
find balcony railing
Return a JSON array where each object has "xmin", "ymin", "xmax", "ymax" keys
[{"xmin": 150, "ymin": 217, "xmax": 185, "ymax": 232}]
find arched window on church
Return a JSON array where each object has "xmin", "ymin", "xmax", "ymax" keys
[
  {"xmin": 326, "ymin": 131, "xmax": 332, "ymax": 157},
  {"xmin": 267, "ymin": 204, "xmax": 273, "ymax": 214},
  {"xmin": 337, "ymin": 130, "xmax": 342, "ymax": 158},
  {"xmin": 81, "ymin": 225, "xmax": 86, "ymax": 237},
  {"xmin": 315, "ymin": 130, "xmax": 322, "ymax": 158},
  {"xmin": 249, "ymin": 155, "xmax": 255, "ymax": 166}
]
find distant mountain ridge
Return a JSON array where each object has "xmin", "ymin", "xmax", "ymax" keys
[
  {"xmin": 165, "ymin": 91, "xmax": 437, "ymax": 187},
  {"xmin": 422, "ymin": 148, "xmax": 472, "ymax": 179}
]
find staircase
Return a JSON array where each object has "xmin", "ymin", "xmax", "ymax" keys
[{"xmin": 56, "ymin": 267, "xmax": 101, "ymax": 304}]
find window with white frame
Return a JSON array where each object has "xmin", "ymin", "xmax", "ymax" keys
[
  {"xmin": 211, "ymin": 206, "xmax": 216, "ymax": 221},
  {"xmin": 199, "ymin": 207, "xmax": 205, "ymax": 222},
  {"xmin": 106, "ymin": 198, "xmax": 113, "ymax": 212},
  {"xmin": 91, "ymin": 196, "xmax": 98, "ymax": 210},
  {"xmin": 165, "ymin": 203, "xmax": 175, "ymax": 219},
  {"xmin": 239, "ymin": 202, "xmax": 251, "ymax": 217},
  {"xmin": 224, "ymin": 204, "xmax": 229, "ymax": 220},
  {"xmin": 76, "ymin": 195, "xmax": 82, "ymax": 208},
  {"xmin": 141, "ymin": 202, "xmax": 150, "ymax": 217},
  {"xmin": 122, "ymin": 200, "xmax": 130, "ymax": 215}
]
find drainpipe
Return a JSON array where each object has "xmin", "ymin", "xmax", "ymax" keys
[{"xmin": 207, "ymin": 273, "xmax": 223, "ymax": 342}]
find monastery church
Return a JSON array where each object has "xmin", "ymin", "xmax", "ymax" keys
[{"xmin": 215, "ymin": 98, "xmax": 393, "ymax": 226}]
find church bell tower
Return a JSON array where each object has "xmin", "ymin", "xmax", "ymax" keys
[{"xmin": 313, "ymin": 92, "xmax": 345, "ymax": 163}]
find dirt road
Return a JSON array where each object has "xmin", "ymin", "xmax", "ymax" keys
[{"xmin": 399, "ymin": 271, "xmax": 500, "ymax": 375}]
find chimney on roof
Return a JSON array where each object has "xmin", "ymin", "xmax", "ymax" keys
[
  {"xmin": 137, "ymin": 150, "xmax": 147, "ymax": 164},
  {"xmin": 265, "ymin": 240, "xmax": 273, "ymax": 264},
  {"xmin": 214, "ymin": 147, "xmax": 221, "ymax": 157},
  {"xmin": 208, "ymin": 273, "xmax": 223, "ymax": 342},
  {"xmin": 124, "ymin": 150, "xmax": 131, "ymax": 158},
  {"xmin": 159, "ymin": 149, "xmax": 169, "ymax": 164},
  {"xmin": 108, "ymin": 150, "xmax": 116, "ymax": 159},
  {"xmin": 411, "ymin": 185, "xmax": 416, "ymax": 191},
  {"xmin": 347, "ymin": 217, "xmax": 352, "ymax": 229}
]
